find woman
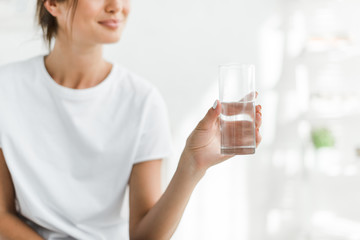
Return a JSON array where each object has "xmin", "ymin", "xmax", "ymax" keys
[{"xmin": 0, "ymin": 0, "xmax": 262, "ymax": 239}]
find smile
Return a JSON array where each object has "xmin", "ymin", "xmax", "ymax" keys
[{"xmin": 98, "ymin": 19, "xmax": 122, "ymax": 29}]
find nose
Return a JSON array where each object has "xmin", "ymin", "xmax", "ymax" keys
[{"xmin": 105, "ymin": 0, "xmax": 122, "ymax": 14}]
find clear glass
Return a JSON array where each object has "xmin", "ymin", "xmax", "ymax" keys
[{"xmin": 219, "ymin": 64, "xmax": 256, "ymax": 155}]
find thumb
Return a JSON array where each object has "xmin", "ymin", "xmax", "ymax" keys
[{"xmin": 197, "ymin": 100, "xmax": 221, "ymax": 130}]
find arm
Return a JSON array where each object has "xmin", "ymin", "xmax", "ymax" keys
[
  {"xmin": 129, "ymin": 157, "xmax": 204, "ymax": 240},
  {"xmin": 0, "ymin": 148, "xmax": 43, "ymax": 240},
  {"xmin": 129, "ymin": 101, "xmax": 262, "ymax": 240}
]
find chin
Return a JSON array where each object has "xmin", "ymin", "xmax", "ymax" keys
[
  {"xmin": 99, "ymin": 31, "xmax": 123, "ymax": 44},
  {"xmin": 102, "ymin": 37, "xmax": 121, "ymax": 44},
  {"xmin": 95, "ymin": 34, "xmax": 121, "ymax": 44}
]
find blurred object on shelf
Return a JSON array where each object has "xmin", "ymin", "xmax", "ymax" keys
[
  {"xmin": 309, "ymin": 91, "xmax": 359, "ymax": 119},
  {"xmin": 356, "ymin": 148, "xmax": 360, "ymax": 158},
  {"xmin": 311, "ymin": 127, "xmax": 335, "ymax": 149},
  {"xmin": 306, "ymin": 35, "xmax": 351, "ymax": 52}
]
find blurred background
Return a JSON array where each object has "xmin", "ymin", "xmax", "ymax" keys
[{"xmin": 1, "ymin": 0, "xmax": 360, "ymax": 239}]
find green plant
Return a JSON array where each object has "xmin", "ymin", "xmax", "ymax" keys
[{"xmin": 311, "ymin": 128, "xmax": 335, "ymax": 149}]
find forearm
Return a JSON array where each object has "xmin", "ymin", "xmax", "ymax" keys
[
  {"xmin": 130, "ymin": 152, "xmax": 205, "ymax": 240},
  {"xmin": 0, "ymin": 213, "xmax": 43, "ymax": 240}
]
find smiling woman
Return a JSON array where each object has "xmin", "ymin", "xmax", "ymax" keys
[
  {"xmin": 37, "ymin": 0, "xmax": 129, "ymax": 47},
  {"xmin": 0, "ymin": 0, "xmax": 262, "ymax": 240}
]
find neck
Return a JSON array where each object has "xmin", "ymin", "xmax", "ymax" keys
[{"xmin": 44, "ymin": 37, "xmax": 112, "ymax": 89}]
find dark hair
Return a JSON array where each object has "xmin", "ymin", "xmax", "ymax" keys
[{"xmin": 36, "ymin": 0, "xmax": 78, "ymax": 48}]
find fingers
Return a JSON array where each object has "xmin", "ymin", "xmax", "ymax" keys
[
  {"xmin": 198, "ymin": 99, "xmax": 262, "ymax": 131},
  {"xmin": 196, "ymin": 100, "xmax": 221, "ymax": 130},
  {"xmin": 255, "ymin": 104, "xmax": 262, "ymax": 129},
  {"xmin": 256, "ymin": 128, "xmax": 262, "ymax": 147},
  {"xmin": 255, "ymin": 104, "xmax": 262, "ymax": 147}
]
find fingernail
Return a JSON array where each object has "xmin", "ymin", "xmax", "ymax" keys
[{"xmin": 212, "ymin": 100, "xmax": 218, "ymax": 110}]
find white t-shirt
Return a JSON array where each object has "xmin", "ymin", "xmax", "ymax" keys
[{"xmin": 0, "ymin": 56, "xmax": 173, "ymax": 239}]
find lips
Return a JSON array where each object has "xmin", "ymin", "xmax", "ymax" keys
[{"xmin": 98, "ymin": 19, "xmax": 122, "ymax": 29}]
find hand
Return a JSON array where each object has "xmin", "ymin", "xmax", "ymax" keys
[{"xmin": 179, "ymin": 99, "xmax": 262, "ymax": 176}]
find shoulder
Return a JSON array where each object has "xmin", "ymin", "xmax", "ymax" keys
[
  {"xmin": 0, "ymin": 55, "xmax": 42, "ymax": 84},
  {"xmin": 114, "ymin": 65, "xmax": 165, "ymax": 104},
  {"xmin": 116, "ymin": 65, "xmax": 155, "ymax": 94}
]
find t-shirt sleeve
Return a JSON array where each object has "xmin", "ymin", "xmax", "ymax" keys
[{"xmin": 133, "ymin": 88, "xmax": 173, "ymax": 164}]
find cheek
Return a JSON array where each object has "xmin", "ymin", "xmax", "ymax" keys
[
  {"xmin": 71, "ymin": 5, "xmax": 100, "ymax": 33},
  {"xmin": 74, "ymin": 0, "xmax": 102, "ymax": 22},
  {"xmin": 124, "ymin": 0, "xmax": 131, "ymax": 14}
]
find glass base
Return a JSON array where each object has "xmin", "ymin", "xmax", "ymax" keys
[{"xmin": 221, "ymin": 147, "xmax": 255, "ymax": 155}]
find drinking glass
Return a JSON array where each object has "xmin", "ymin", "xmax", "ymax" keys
[{"xmin": 219, "ymin": 64, "xmax": 256, "ymax": 155}]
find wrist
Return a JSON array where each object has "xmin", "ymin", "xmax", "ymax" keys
[{"xmin": 177, "ymin": 150, "xmax": 207, "ymax": 182}]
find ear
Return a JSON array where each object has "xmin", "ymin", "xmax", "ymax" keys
[{"xmin": 43, "ymin": 0, "xmax": 61, "ymax": 17}]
